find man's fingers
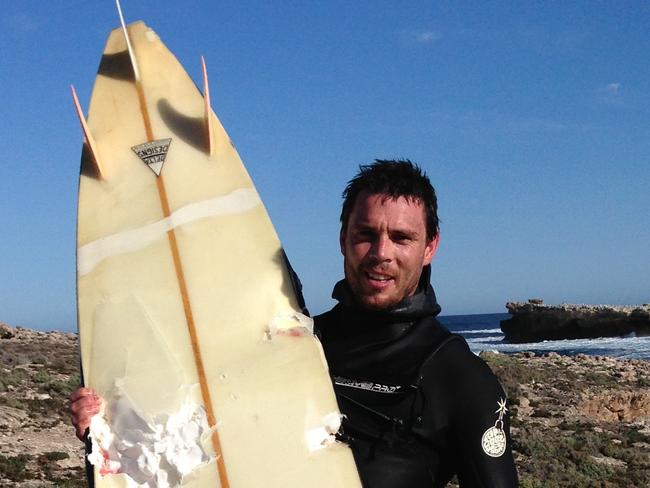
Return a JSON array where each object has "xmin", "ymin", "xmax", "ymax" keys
[
  {"xmin": 71, "ymin": 405, "xmax": 99, "ymax": 425},
  {"xmin": 71, "ymin": 401, "xmax": 101, "ymax": 417},
  {"xmin": 69, "ymin": 387, "xmax": 97, "ymax": 403},
  {"xmin": 69, "ymin": 387, "xmax": 101, "ymax": 442},
  {"xmin": 71, "ymin": 404, "xmax": 100, "ymax": 441},
  {"xmin": 70, "ymin": 395, "xmax": 100, "ymax": 414}
]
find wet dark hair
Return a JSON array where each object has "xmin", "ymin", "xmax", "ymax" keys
[{"xmin": 340, "ymin": 159, "xmax": 439, "ymax": 241}]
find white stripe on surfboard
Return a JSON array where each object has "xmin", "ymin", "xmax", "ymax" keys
[{"xmin": 78, "ymin": 188, "xmax": 261, "ymax": 276}]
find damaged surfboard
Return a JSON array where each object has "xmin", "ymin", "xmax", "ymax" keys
[{"xmin": 74, "ymin": 10, "xmax": 361, "ymax": 488}]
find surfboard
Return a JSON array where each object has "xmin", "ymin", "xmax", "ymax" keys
[{"xmin": 75, "ymin": 19, "xmax": 361, "ymax": 488}]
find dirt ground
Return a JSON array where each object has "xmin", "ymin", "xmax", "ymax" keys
[{"xmin": 2, "ymin": 322, "xmax": 649, "ymax": 487}]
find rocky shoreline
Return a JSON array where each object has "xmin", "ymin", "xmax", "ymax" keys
[
  {"xmin": 1, "ymin": 322, "xmax": 650, "ymax": 487},
  {"xmin": 501, "ymin": 300, "xmax": 650, "ymax": 343}
]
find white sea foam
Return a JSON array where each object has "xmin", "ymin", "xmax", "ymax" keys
[
  {"xmin": 439, "ymin": 314, "xmax": 650, "ymax": 360},
  {"xmin": 454, "ymin": 327, "xmax": 503, "ymax": 335},
  {"xmin": 88, "ymin": 394, "xmax": 214, "ymax": 488},
  {"xmin": 464, "ymin": 331, "xmax": 650, "ymax": 360}
]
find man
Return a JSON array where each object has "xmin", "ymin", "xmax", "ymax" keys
[
  {"xmin": 313, "ymin": 160, "xmax": 518, "ymax": 486},
  {"xmin": 71, "ymin": 159, "xmax": 518, "ymax": 487}
]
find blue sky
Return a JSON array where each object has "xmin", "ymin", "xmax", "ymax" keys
[{"xmin": 1, "ymin": 1, "xmax": 649, "ymax": 332}]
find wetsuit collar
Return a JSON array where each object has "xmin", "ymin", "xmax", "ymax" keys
[
  {"xmin": 331, "ymin": 265, "xmax": 442, "ymax": 322},
  {"xmin": 318, "ymin": 265, "xmax": 448, "ymax": 384}
]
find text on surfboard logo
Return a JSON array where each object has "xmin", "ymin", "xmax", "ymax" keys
[{"xmin": 131, "ymin": 139, "xmax": 172, "ymax": 176}]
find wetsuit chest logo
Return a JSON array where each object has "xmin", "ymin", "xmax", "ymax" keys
[{"xmin": 333, "ymin": 376, "xmax": 405, "ymax": 394}]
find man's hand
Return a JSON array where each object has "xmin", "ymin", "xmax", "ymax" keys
[{"xmin": 69, "ymin": 387, "xmax": 101, "ymax": 441}]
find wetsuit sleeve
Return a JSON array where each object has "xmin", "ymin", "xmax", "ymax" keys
[{"xmin": 425, "ymin": 340, "xmax": 519, "ymax": 487}]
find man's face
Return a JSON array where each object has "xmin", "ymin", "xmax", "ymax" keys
[{"xmin": 340, "ymin": 191, "xmax": 439, "ymax": 310}]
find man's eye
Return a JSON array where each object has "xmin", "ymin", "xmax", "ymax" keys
[{"xmin": 394, "ymin": 234, "xmax": 415, "ymax": 244}]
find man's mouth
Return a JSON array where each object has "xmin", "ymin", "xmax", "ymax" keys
[
  {"xmin": 365, "ymin": 271, "xmax": 394, "ymax": 287},
  {"xmin": 366, "ymin": 272, "xmax": 390, "ymax": 280}
]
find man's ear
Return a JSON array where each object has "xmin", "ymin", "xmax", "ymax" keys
[
  {"xmin": 339, "ymin": 227, "xmax": 347, "ymax": 256},
  {"xmin": 422, "ymin": 233, "xmax": 440, "ymax": 266}
]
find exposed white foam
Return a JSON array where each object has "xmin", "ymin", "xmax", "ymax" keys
[
  {"xmin": 88, "ymin": 393, "xmax": 214, "ymax": 487},
  {"xmin": 267, "ymin": 312, "xmax": 314, "ymax": 339},
  {"xmin": 305, "ymin": 412, "xmax": 341, "ymax": 452}
]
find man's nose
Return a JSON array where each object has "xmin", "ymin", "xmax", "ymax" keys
[{"xmin": 370, "ymin": 234, "xmax": 392, "ymax": 261}]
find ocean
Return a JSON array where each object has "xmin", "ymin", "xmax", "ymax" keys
[{"xmin": 438, "ymin": 313, "xmax": 650, "ymax": 361}]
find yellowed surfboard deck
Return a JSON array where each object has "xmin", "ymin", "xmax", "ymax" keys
[{"xmin": 76, "ymin": 21, "xmax": 360, "ymax": 488}]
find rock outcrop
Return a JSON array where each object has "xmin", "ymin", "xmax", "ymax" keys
[{"xmin": 500, "ymin": 300, "xmax": 650, "ymax": 343}]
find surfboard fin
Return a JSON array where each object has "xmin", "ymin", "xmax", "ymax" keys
[
  {"xmin": 71, "ymin": 85, "xmax": 104, "ymax": 179},
  {"xmin": 201, "ymin": 56, "xmax": 215, "ymax": 156},
  {"xmin": 115, "ymin": 0, "xmax": 141, "ymax": 82}
]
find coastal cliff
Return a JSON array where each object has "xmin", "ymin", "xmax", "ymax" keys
[
  {"xmin": 1, "ymin": 322, "xmax": 650, "ymax": 487},
  {"xmin": 500, "ymin": 300, "xmax": 650, "ymax": 343}
]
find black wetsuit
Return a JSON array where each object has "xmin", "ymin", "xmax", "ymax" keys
[{"xmin": 315, "ymin": 271, "xmax": 519, "ymax": 488}]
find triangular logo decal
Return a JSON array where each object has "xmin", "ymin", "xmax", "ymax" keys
[{"xmin": 131, "ymin": 138, "xmax": 172, "ymax": 176}]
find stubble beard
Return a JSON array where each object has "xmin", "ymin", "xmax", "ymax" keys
[{"xmin": 344, "ymin": 257, "xmax": 402, "ymax": 311}]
